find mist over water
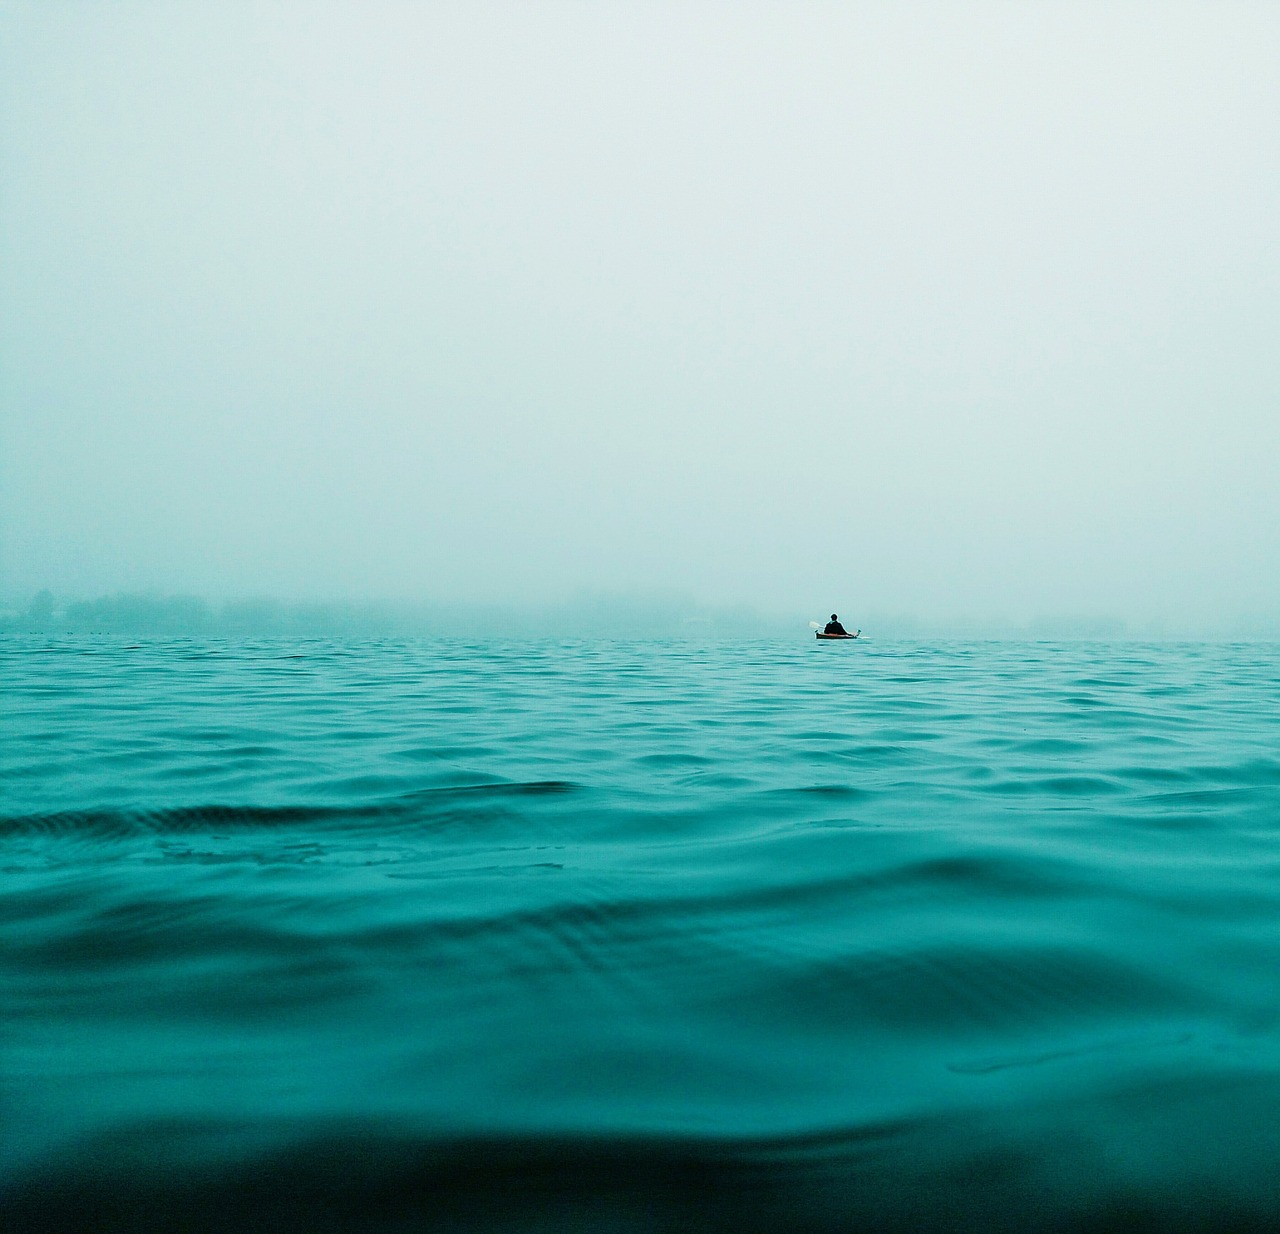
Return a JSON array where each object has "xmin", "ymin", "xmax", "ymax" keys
[
  {"xmin": 3, "ymin": 4, "xmax": 1279, "ymax": 628},
  {"xmin": 0, "ymin": 587, "xmax": 1176, "ymax": 641},
  {"xmin": 4, "ymin": 6, "xmax": 1280, "ymax": 1231}
]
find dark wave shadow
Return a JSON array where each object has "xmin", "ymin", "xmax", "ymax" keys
[
  {"xmin": 0, "ymin": 782, "xmax": 581, "ymax": 838},
  {"xmin": 8, "ymin": 1100, "xmax": 1280, "ymax": 1234}
]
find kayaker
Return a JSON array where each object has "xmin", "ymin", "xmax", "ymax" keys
[{"xmin": 824, "ymin": 614, "xmax": 850, "ymax": 636}]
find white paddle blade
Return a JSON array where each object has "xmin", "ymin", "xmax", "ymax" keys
[{"xmin": 809, "ymin": 621, "xmax": 821, "ymax": 629}]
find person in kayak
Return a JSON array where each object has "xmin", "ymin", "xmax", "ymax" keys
[{"xmin": 824, "ymin": 614, "xmax": 851, "ymax": 636}]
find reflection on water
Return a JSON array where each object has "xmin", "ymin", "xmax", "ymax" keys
[{"xmin": 3, "ymin": 636, "xmax": 1280, "ymax": 1231}]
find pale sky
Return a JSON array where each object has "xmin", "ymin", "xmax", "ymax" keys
[{"xmin": 2, "ymin": 3, "xmax": 1278, "ymax": 630}]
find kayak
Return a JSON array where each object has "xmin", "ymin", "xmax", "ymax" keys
[{"xmin": 816, "ymin": 631, "xmax": 859, "ymax": 640}]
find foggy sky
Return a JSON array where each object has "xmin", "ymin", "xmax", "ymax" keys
[{"xmin": 2, "ymin": 3, "xmax": 1278, "ymax": 632}]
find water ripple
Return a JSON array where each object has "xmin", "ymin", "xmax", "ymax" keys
[{"xmin": 3, "ymin": 635, "xmax": 1280, "ymax": 1230}]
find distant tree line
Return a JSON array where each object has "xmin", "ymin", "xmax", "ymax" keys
[
  {"xmin": 0, "ymin": 590, "xmax": 777, "ymax": 638},
  {"xmin": 1, "ymin": 591, "xmax": 429, "ymax": 636}
]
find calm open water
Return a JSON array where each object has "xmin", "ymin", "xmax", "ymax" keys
[{"xmin": 3, "ymin": 635, "xmax": 1280, "ymax": 1232}]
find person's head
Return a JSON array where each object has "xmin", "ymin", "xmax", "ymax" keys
[{"xmin": 831, "ymin": 614, "xmax": 838, "ymax": 621}]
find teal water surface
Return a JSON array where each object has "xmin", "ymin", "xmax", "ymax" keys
[{"xmin": 3, "ymin": 636, "xmax": 1280, "ymax": 1231}]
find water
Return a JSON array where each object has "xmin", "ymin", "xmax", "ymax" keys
[{"xmin": 3, "ymin": 635, "xmax": 1280, "ymax": 1232}]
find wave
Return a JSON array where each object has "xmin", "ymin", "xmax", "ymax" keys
[
  {"xmin": 0, "ymin": 782, "xmax": 582, "ymax": 837},
  {"xmin": 5, "ymin": 637, "xmax": 1280, "ymax": 1231},
  {"xmin": 9, "ymin": 1098, "xmax": 1280, "ymax": 1234}
]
